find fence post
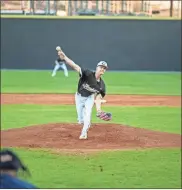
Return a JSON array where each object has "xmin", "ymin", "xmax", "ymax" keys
[
  {"xmin": 106, "ymin": 0, "xmax": 110, "ymax": 14},
  {"xmin": 101, "ymin": 0, "xmax": 104, "ymax": 13},
  {"xmin": 170, "ymin": 0, "xmax": 173, "ymax": 17},
  {"xmin": 121, "ymin": 0, "xmax": 124, "ymax": 12},
  {"xmin": 141, "ymin": 0, "xmax": 144, "ymax": 12},
  {"xmin": 53, "ymin": 0, "xmax": 57, "ymax": 15},
  {"xmin": 80, "ymin": 0, "xmax": 83, "ymax": 9},
  {"xmin": 46, "ymin": 0, "xmax": 50, "ymax": 15},
  {"xmin": 74, "ymin": 1, "xmax": 77, "ymax": 13},
  {"xmin": 96, "ymin": 0, "xmax": 99, "ymax": 13},
  {"xmin": 30, "ymin": 0, "xmax": 34, "ymax": 14},
  {"xmin": 85, "ymin": 1, "xmax": 88, "ymax": 9}
]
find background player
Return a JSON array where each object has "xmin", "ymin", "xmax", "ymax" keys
[
  {"xmin": 51, "ymin": 47, "xmax": 69, "ymax": 77},
  {"xmin": 56, "ymin": 46, "xmax": 111, "ymax": 140}
]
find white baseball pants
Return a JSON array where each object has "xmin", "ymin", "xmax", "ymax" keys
[
  {"xmin": 52, "ymin": 60, "xmax": 68, "ymax": 77},
  {"xmin": 75, "ymin": 92, "xmax": 95, "ymax": 136}
]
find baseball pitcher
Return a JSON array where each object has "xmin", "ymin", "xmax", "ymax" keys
[
  {"xmin": 56, "ymin": 46, "xmax": 112, "ymax": 140},
  {"xmin": 51, "ymin": 48, "xmax": 69, "ymax": 77}
]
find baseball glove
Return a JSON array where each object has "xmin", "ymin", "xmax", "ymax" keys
[{"xmin": 96, "ymin": 111, "xmax": 112, "ymax": 121}]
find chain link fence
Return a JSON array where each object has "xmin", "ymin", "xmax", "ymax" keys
[{"xmin": 1, "ymin": 0, "xmax": 181, "ymax": 18}]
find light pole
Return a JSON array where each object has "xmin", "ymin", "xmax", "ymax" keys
[{"xmin": 170, "ymin": 0, "xmax": 173, "ymax": 17}]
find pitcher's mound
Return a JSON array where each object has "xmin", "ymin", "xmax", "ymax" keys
[{"xmin": 1, "ymin": 123, "xmax": 181, "ymax": 151}]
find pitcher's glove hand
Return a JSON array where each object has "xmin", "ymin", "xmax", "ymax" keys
[{"xmin": 96, "ymin": 111, "xmax": 112, "ymax": 121}]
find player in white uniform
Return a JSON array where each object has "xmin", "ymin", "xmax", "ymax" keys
[
  {"xmin": 51, "ymin": 58, "xmax": 69, "ymax": 77},
  {"xmin": 56, "ymin": 46, "xmax": 109, "ymax": 139}
]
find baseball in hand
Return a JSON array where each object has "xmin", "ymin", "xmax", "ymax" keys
[{"xmin": 56, "ymin": 46, "xmax": 61, "ymax": 51}]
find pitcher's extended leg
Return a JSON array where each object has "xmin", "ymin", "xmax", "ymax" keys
[
  {"xmin": 80, "ymin": 95, "xmax": 95, "ymax": 138},
  {"xmin": 75, "ymin": 93, "xmax": 85, "ymax": 124}
]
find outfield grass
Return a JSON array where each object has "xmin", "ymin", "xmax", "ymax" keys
[
  {"xmin": 1, "ymin": 104, "xmax": 181, "ymax": 134},
  {"xmin": 7, "ymin": 148, "xmax": 181, "ymax": 188},
  {"xmin": 1, "ymin": 70, "xmax": 181, "ymax": 95},
  {"xmin": 1, "ymin": 70, "xmax": 181, "ymax": 188}
]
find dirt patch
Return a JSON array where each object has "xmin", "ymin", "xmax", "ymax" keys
[
  {"xmin": 1, "ymin": 93, "xmax": 181, "ymax": 107},
  {"xmin": 1, "ymin": 93, "xmax": 181, "ymax": 153},
  {"xmin": 1, "ymin": 123, "xmax": 181, "ymax": 151}
]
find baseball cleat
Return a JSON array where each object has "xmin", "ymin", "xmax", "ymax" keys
[{"xmin": 79, "ymin": 134, "xmax": 87, "ymax": 140}]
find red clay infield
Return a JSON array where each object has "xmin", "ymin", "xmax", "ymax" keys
[
  {"xmin": 1, "ymin": 94, "xmax": 181, "ymax": 153},
  {"xmin": 1, "ymin": 93, "xmax": 181, "ymax": 107}
]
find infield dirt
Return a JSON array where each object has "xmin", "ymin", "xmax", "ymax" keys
[{"xmin": 1, "ymin": 93, "xmax": 181, "ymax": 153}]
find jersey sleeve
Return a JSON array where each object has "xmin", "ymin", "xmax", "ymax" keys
[{"xmin": 79, "ymin": 67, "xmax": 92, "ymax": 78}]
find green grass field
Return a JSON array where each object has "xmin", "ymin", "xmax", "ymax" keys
[
  {"xmin": 2, "ymin": 105, "xmax": 181, "ymax": 134},
  {"xmin": 7, "ymin": 148, "xmax": 181, "ymax": 189},
  {"xmin": 1, "ymin": 70, "xmax": 181, "ymax": 95},
  {"xmin": 1, "ymin": 70, "xmax": 181, "ymax": 188}
]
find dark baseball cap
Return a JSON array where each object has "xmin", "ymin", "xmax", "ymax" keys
[
  {"xmin": 0, "ymin": 149, "xmax": 28, "ymax": 172},
  {"xmin": 97, "ymin": 61, "xmax": 108, "ymax": 69}
]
